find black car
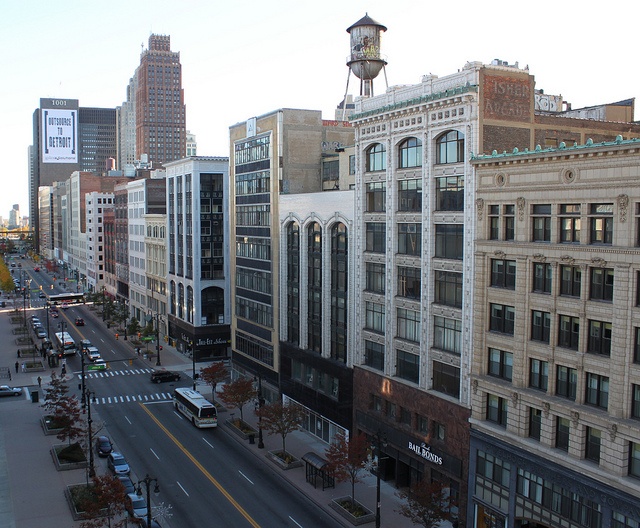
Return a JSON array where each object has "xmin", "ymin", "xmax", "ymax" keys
[
  {"xmin": 75, "ymin": 317, "xmax": 85, "ymax": 326},
  {"xmin": 118, "ymin": 475, "xmax": 136, "ymax": 495},
  {"xmin": 96, "ymin": 435, "xmax": 113, "ymax": 457},
  {"xmin": 150, "ymin": 370, "xmax": 181, "ymax": 383}
]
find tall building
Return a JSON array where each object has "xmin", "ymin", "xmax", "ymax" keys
[
  {"xmin": 85, "ymin": 191, "xmax": 114, "ymax": 291},
  {"xmin": 229, "ymin": 109, "xmax": 355, "ymax": 421},
  {"xmin": 165, "ymin": 157, "xmax": 231, "ymax": 361},
  {"xmin": 135, "ymin": 35, "xmax": 186, "ymax": 167},
  {"xmin": 186, "ymin": 131, "xmax": 197, "ymax": 157},
  {"xmin": 31, "ymin": 99, "xmax": 118, "ymax": 250},
  {"xmin": 347, "ymin": 59, "xmax": 640, "ymax": 526},
  {"xmin": 469, "ymin": 138, "xmax": 640, "ymax": 527},
  {"xmin": 117, "ymin": 77, "xmax": 137, "ymax": 172}
]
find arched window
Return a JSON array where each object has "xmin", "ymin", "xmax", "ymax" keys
[
  {"xmin": 366, "ymin": 143, "xmax": 386, "ymax": 172},
  {"xmin": 436, "ymin": 130, "xmax": 465, "ymax": 164},
  {"xmin": 178, "ymin": 283, "xmax": 184, "ymax": 319},
  {"xmin": 331, "ymin": 223, "xmax": 348, "ymax": 363},
  {"xmin": 187, "ymin": 286, "xmax": 193, "ymax": 323},
  {"xmin": 398, "ymin": 137, "xmax": 422, "ymax": 168},
  {"xmin": 308, "ymin": 222, "xmax": 322, "ymax": 353},
  {"xmin": 286, "ymin": 222, "xmax": 300, "ymax": 345},
  {"xmin": 170, "ymin": 281, "xmax": 176, "ymax": 316}
]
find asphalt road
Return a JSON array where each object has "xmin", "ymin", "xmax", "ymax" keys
[{"xmin": 56, "ymin": 306, "xmax": 336, "ymax": 528}]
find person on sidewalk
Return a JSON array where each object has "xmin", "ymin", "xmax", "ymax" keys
[{"xmin": 14, "ymin": 361, "xmax": 18, "ymax": 373}]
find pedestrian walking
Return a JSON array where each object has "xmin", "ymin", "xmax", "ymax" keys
[
  {"xmin": 14, "ymin": 361, "xmax": 18, "ymax": 373},
  {"xmin": 17, "ymin": 349, "xmax": 20, "ymax": 358},
  {"xmin": 37, "ymin": 376, "xmax": 42, "ymax": 388}
]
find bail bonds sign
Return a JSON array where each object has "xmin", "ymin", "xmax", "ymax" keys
[{"xmin": 42, "ymin": 106, "xmax": 77, "ymax": 163}]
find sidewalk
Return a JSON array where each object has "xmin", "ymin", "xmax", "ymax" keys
[{"xmin": 0, "ymin": 303, "xmax": 415, "ymax": 527}]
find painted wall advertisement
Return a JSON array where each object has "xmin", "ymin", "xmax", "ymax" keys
[{"xmin": 42, "ymin": 108, "xmax": 77, "ymax": 163}]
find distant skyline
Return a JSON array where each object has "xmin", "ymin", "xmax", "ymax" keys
[{"xmin": 1, "ymin": 0, "xmax": 638, "ymax": 217}]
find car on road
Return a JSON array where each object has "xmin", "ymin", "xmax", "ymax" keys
[
  {"xmin": 150, "ymin": 370, "xmax": 181, "ymax": 383},
  {"xmin": 31, "ymin": 317, "xmax": 41, "ymax": 326},
  {"xmin": 34, "ymin": 267, "xmax": 40, "ymax": 272},
  {"xmin": 35, "ymin": 328, "xmax": 47, "ymax": 339},
  {"xmin": 0, "ymin": 386, "xmax": 22, "ymax": 397},
  {"xmin": 95, "ymin": 435, "xmax": 113, "ymax": 457},
  {"xmin": 125, "ymin": 492, "xmax": 148, "ymax": 518},
  {"xmin": 85, "ymin": 346, "xmax": 101, "ymax": 362},
  {"xmin": 75, "ymin": 317, "xmax": 85, "ymax": 326},
  {"xmin": 39, "ymin": 291, "xmax": 46, "ymax": 298},
  {"xmin": 50, "ymin": 310, "xmax": 59, "ymax": 318},
  {"xmin": 60, "ymin": 302, "xmax": 69, "ymax": 310},
  {"xmin": 88, "ymin": 359, "xmax": 107, "ymax": 371},
  {"xmin": 107, "ymin": 452, "xmax": 130, "ymax": 475}
]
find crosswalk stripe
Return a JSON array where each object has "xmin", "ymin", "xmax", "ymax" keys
[{"xmin": 91, "ymin": 393, "xmax": 173, "ymax": 405}]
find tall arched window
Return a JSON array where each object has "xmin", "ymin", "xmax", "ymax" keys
[
  {"xmin": 187, "ymin": 285, "xmax": 193, "ymax": 323},
  {"xmin": 286, "ymin": 222, "xmax": 300, "ymax": 345},
  {"xmin": 398, "ymin": 137, "xmax": 422, "ymax": 168},
  {"xmin": 308, "ymin": 222, "xmax": 322, "ymax": 353},
  {"xmin": 170, "ymin": 281, "xmax": 176, "ymax": 316},
  {"xmin": 330, "ymin": 222, "xmax": 348, "ymax": 363},
  {"xmin": 436, "ymin": 130, "xmax": 465, "ymax": 164},
  {"xmin": 366, "ymin": 143, "xmax": 386, "ymax": 172},
  {"xmin": 178, "ymin": 283, "xmax": 184, "ymax": 319}
]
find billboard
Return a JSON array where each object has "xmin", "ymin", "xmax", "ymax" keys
[{"xmin": 42, "ymin": 107, "xmax": 78, "ymax": 163}]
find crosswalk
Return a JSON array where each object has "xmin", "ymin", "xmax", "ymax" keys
[
  {"xmin": 91, "ymin": 392, "xmax": 174, "ymax": 405},
  {"xmin": 75, "ymin": 368, "xmax": 157, "ymax": 379}
]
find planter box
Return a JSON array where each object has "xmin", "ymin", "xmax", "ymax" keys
[
  {"xmin": 65, "ymin": 484, "xmax": 108, "ymax": 521},
  {"xmin": 225, "ymin": 418, "xmax": 257, "ymax": 441},
  {"xmin": 23, "ymin": 361, "xmax": 45, "ymax": 372},
  {"xmin": 51, "ymin": 444, "xmax": 88, "ymax": 471},
  {"xmin": 266, "ymin": 450, "xmax": 303, "ymax": 471},
  {"xmin": 330, "ymin": 497, "xmax": 375, "ymax": 525},
  {"xmin": 41, "ymin": 416, "xmax": 64, "ymax": 436}
]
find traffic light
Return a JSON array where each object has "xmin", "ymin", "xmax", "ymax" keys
[
  {"xmin": 129, "ymin": 359, "xmax": 133, "ymax": 366},
  {"xmin": 115, "ymin": 333, "xmax": 119, "ymax": 340}
]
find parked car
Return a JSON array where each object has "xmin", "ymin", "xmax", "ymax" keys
[
  {"xmin": 36, "ymin": 328, "xmax": 47, "ymax": 339},
  {"xmin": 107, "ymin": 453, "xmax": 130, "ymax": 475},
  {"xmin": 75, "ymin": 317, "xmax": 85, "ymax": 326},
  {"xmin": 95, "ymin": 435, "xmax": 113, "ymax": 457},
  {"xmin": 125, "ymin": 492, "xmax": 148, "ymax": 518},
  {"xmin": 150, "ymin": 370, "xmax": 181, "ymax": 383},
  {"xmin": 117, "ymin": 475, "xmax": 136, "ymax": 495},
  {"xmin": 39, "ymin": 291, "xmax": 46, "ymax": 298},
  {"xmin": 0, "ymin": 386, "xmax": 22, "ymax": 397},
  {"xmin": 31, "ymin": 317, "xmax": 41, "ymax": 326}
]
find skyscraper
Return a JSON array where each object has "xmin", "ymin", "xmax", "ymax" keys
[{"xmin": 134, "ymin": 35, "xmax": 186, "ymax": 167}]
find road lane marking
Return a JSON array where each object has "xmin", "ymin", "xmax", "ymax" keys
[
  {"xmin": 139, "ymin": 403, "xmax": 260, "ymax": 528},
  {"xmin": 238, "ymin": 471, "xmax": 254, "ymax": 485},
  {"xmin": 289, "ymin": 516, "xmax": 303, "ymax": 528},
  {"xmin": 203, "ymin": 438, "xmax": 215, "ymax": 449},
  {"xmin": 177, "ymin": 481, "xmax": 189, "ymax": 496},
  {"xmin": 125, "ymin": 415, "xmax": 132, "ymax": 425}
]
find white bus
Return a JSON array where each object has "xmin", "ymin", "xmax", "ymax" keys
[
  {"xmin": 54, "ymin": 332, "xmax": 76, "ymax": 356},
  {"xmin": 173, "ymin": 388, "xmax": 217, "ymax": 428}
]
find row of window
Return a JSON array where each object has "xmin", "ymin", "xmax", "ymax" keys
[
  {"xmin": 491, "ymin": 259, "xmax": 614, "ymax": 301},
  {"xmin": 365, "ymin": 223, "xmax": 463, "ymax": 258},
  {"xmin": 365, "ymin": 175, "xmax": 464, "ymax": 212},
  {"xmin": 489, "ymin": 302, "xmax": 624, "ymax": 358},
  {"xmin": 363, "ymin": 339, "xmax": 461, "ymax": 395},
  {"xmin": 364, "ymin": 130, "xmax": 464, "ymax": 172},
  {"xmin": 489, "ymin": 202, "xmax": 615, "ymax": 245},
  {"xmin": 370, "ymin": 393, "xmax": 446, "ymax": 440}
]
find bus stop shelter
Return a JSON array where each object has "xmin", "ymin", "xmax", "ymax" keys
[{"xmin": 301, "ymin": 452, "xmax": 334, "ymax": 490}]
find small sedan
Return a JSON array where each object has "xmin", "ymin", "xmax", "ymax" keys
[
  {"xmin": 150, "ymin": 370, "xmax": 181, "ymax": 383},
  {"xmin": 118, "ymin": 475, "xmax": 136, "ymax": 495},
  {"xmin": 107, "ymin": 453, "xmax": 130, "ymax": 475},
  {"xmin": 125, "ymin": 492, "xmax": 148, "ymax": 518},
  {"xmin": 36, "ymin": 328, "xmax": 47, "ymax": 339},
  {"xmin": 75, "ymin": 317, "xmax": 85, "ymax": 326},
  {"xmin": 50, "ymin": 311, "xmax": 59, "ymax": 318},
  {"xmin": 0, "ymin": 386, "xmax": 22, "ymax": 397},
  {"xmin": 95, "ymin": 435, "xmax": 113, "ymax": 457}
]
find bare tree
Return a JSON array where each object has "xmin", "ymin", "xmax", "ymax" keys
[
  {"xmin": 255, "ymin": 400, "xmax": 303, "ymax": 456},
  {"xmin": 397, "ymin": 479, "xmax": 457, "ymax": 528},
  {"xmin": 199, "ymin": 362, "xmax": 228, "ymax": 403},
  {"xmin": 325, "ymin": 432, "xmax": 370, "ymax": 510},
  {"xmin": 219, "ymin": 378, "xmax": 256, "ymax": 421}
]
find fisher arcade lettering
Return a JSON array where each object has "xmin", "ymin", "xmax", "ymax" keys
[{"xmin": 483, "ymin": 75, "xmax": 531, "ymax": 121}]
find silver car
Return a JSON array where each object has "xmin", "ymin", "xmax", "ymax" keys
[{"xmin": 0, "ymin": 386, "xmax": 22, "ymax": 397}]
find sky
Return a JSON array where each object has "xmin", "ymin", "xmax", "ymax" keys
[{"xmin": 1, "ymin": 0, "xmax": 638, "ymax": 220}]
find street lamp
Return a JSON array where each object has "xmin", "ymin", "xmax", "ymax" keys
[
  {"xmin": 374, "ymin": 430, "xmax": 388, "ymax": 528},
  {"xmin": 135, "ymin": 474, "xmax": 160, "ymax": 528},
  {"xmin": 121, "ymin": 298, "xmax": 129, "ymax": 340},
  {"xmin": 85, "ymin": 389, "xmax": 97, "ymax": 478},
  {"xmin": 189, "ymin": 339, "xmax": 196, "ymax": 390},
  {"xmin": 255, "ymin": 375, "xmax": 265, "ymax": 449}
]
